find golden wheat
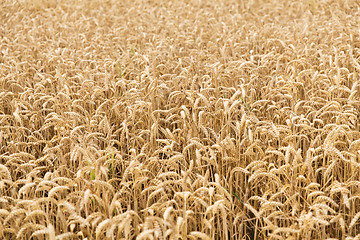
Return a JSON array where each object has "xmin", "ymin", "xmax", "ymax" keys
[{"xmin": 1, "ymin": 0, "xmax": 360, "ymax": 239}]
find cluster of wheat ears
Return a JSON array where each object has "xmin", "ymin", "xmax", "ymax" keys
[{"xmin": 1, "ymin": 0, "xmax": 360, "ymax": 239}]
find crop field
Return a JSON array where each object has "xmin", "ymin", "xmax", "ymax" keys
[{"xmin": 1, "ymin": 0, "xmax": 360, "ymax": 239}]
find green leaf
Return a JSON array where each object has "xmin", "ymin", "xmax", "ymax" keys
[
  {"xmin": 232, "ymin": 191, "xmax": 243, "ymax": 203},
  {"xmin": 239, "ymin": 96, "xmax": 250, "ymax": 110},
  {"xmin": 90, "ymin": 169, "xmax": 95, "ymax": 180},
  {"xmin": 226, "ymin": 188, "xmax": 243, "ymax": 203}
]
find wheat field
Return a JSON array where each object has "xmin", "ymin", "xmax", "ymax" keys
[{"xmin": 1, "ymin": 0, "xmax": 360, "ymax": 239}]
